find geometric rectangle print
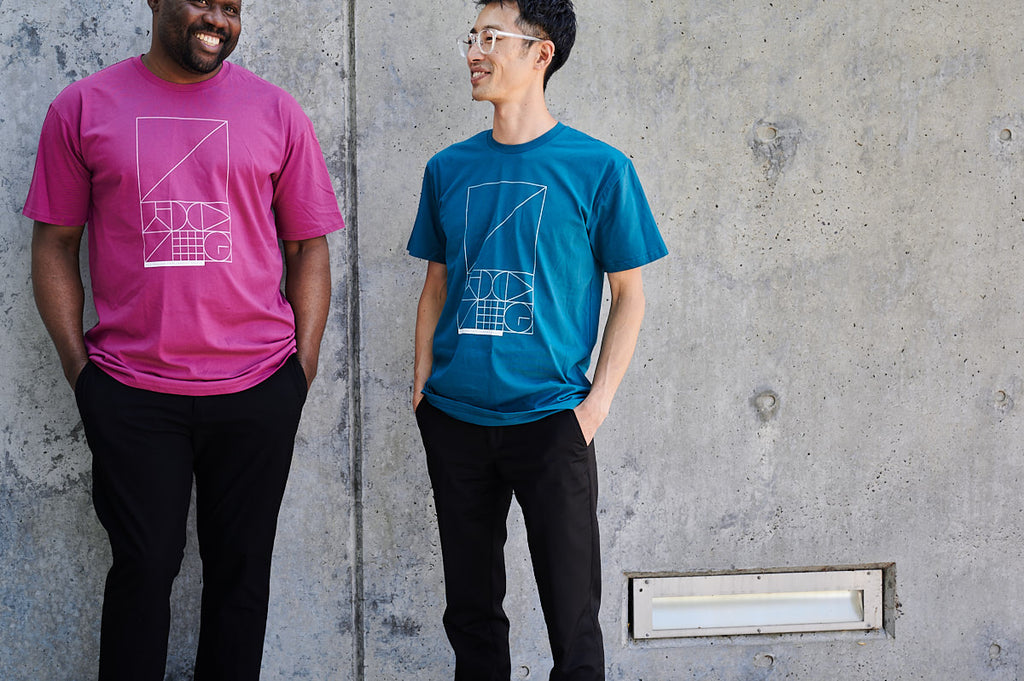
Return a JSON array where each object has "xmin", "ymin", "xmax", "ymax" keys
[
  {"xmin": 137, "ymin": 117, "xmax": 231, "ymax": 267},
  {"xmin": 457, "ymin": 181, "xmax": 545, "ymax": 337}
]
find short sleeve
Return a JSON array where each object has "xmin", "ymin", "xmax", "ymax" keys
[
  {"xmin": 23, "ymin": 103, "xmax": 93, "ymax": 226},
  {"xmin": 407, "ymin": 160, "xmax": 446, "ymax": 263},
  {"xmin": 588, "ymin": 160, "xmax": 668, "ymax": 272},
  {"xmin": 271, "ymin": 105, "xmax": 345, "ymax": 241}
]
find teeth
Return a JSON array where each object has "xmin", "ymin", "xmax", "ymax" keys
[{"xmin": 196, "ymin": 32, "xmax": 220, "ymax": 47}]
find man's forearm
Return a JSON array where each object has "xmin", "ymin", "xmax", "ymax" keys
[
  {"xmin": 31, "ymin": 221, "xmax": 89, "ymax": 388},
  {"xmin": 574, "ymin": 267, "xmax": 646, "ymax": 442},
  {"xmin": 283, "ymin": 236, "xmax": 331, "ymax": 388},
  {"xmin": 413, "ymin": 262, "xmax": 448, "ymax": 409}
]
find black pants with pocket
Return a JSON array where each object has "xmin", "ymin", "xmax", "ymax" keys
[
  {"xmin": 415, "ymin": 399, "xmax": 605, "ymax": 681},
  {"xmin": 75, "ymin": 356, "xmax": 308, "ymax": 681}
]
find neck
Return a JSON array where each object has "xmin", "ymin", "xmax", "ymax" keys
[
  {"xmin": 141, "ymin": 49, "xmax": 221, "ymax": 85},
  {"xmin": 491, "ymin": 100, "xmax": 558, "ymax": 145}
]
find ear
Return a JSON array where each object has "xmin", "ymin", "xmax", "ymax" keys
[
  {"xmin": 147, "ymin": 0, "xmax": 160, "ymax": 12},
  {"xmin": 534, "ymin": 39, "xmax": 555, "ymax": 72}
]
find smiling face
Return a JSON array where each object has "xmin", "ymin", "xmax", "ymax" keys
[
  {"xmin": 148, "ymin": 0, "xmax": 241, "ymax": 83},
  {"xmin": 467, "ymin": 2, "xmax": 545, "ymax": 104}
]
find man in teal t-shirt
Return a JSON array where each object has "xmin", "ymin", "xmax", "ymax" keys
[{"xmin": 408, "ymin": 1, "xmax": 667, "ymax": 678}]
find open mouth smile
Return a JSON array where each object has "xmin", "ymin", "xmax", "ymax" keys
[
  {"xmin": 470, "ymin": 68, "xmax": 490, "ymax": 85},
  {"xmin": 194, "ymin": 31, "xmax": 224, "ymax": 49}
]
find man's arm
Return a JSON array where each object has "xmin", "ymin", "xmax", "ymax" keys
[
  {"xmin": 282, "ymin": 235, "xmax": 331, "ymax": 389},
  {"xmin": 413, "ymin": 261, "xmax": 448, "ymax": 410},
  {"xmin": 31, "ymin": 221, "xmax": 89, "ymax": 389},
  {"xmin": 573, "ymin": 267, "xmax": 647, "ymax": 444}
]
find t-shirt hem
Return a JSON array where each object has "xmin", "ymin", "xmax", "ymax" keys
[
  {"xmin": 602, "ymin": 247, "xmax": 669, "ymax": 273},
  {"xmin": 91, "ymin": 356, "xmax": 287, "ymax": 397},
  {"xmin": 423, "ymin": 392, "xmax": 584, "ymax": 427},
  {"xmin": 407, "ymin": 246, "xmax": 445, "ymax": 263},
  {"xmin": 22, "ymin": 207, "xmax": 85, "ymax": 227},
  {"xmin": 279, "ymin": 220, "xmax": 345, "ymax": 242}
]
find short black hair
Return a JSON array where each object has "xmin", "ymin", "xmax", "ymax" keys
[{"xmin": 476, "ymin": 0, "xmax": 577, "ymax": 88}]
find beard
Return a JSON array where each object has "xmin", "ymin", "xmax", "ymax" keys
[{"xmin": 163, "ymin": 22, "xmax": 235, "ymax": 75}]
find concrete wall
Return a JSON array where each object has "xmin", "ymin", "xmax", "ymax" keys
[{"xmin": 2, "ymin": 1, "xmax": 1022, "ymax": 679}]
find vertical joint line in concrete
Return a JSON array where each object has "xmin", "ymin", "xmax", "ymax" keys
[{"xmin": 345, "ymin": 1, "xmax": 365, "ymax": 679}]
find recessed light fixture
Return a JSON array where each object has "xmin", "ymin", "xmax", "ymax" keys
[{"xmin": 632, "ymin": 568, "xmax": 884, "ymax": 639}]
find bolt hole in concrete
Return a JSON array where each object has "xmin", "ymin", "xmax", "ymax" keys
[
  {"xmin": 752, "ymin": 390, "xmax": 779, "ymax": 420},
  {"xmin": 989, "ymin": 643, "xmax": 1002, "ymax": 659},
  {"xmin": 999, "ymin": 128, "xmax": 1013, "ymax": 141},
  {"xmin": 515, "ymin": 665, "xmax": 531, "ymax": 679},
  {"xmin": 993, "ymin": 389, "xmax": 1014, "ymax": 411},
  {"xmin": 753, "ymin": 653, "xmax": 775, "ymax": 668},
  {"xmin": 756, "ymin": 125, "xmax": 778, "ymax": 143}
]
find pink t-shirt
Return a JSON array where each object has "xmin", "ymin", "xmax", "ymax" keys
[{"xmin": 24, "ymin": 57, "xmax": 344, "ymax": 395}]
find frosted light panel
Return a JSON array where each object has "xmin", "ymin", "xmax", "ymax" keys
[
  {"xmin": 632, "ymin": 569, "xmax": 883, "ymax": 639},
  {"xmin": 651, "ymin": 590, "xmax": 864, "ymax": 631}
]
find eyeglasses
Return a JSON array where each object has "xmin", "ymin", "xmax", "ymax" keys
[{"xmin": 456, "ymin": 28, "xmax": 541, "ymax": 57}]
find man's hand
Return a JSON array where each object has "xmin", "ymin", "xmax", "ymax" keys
[
  {"xmin": 294, "ymin": 355, "xmax": 313, "ymax": 391},
  {"xmin": 573, "ymin": 395, "xmax": 609, "ymax": 446},
  {"xmin": 66, "ymin": 358, "xmax": 90, "ymax": 390}
]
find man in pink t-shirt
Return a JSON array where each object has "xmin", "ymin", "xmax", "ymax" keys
[{"xmin": 24, "ymin": 1, "xmax": 344, "ymax": 679}]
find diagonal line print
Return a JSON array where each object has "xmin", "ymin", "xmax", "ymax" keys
[
  {"xmin": 144, "ymin": 211, "xmax": 170, "ymax": 233},
  {"xmin": 465, "ymin": 185, "xmax": 545, "ymax": 274},
  {"xmin": 202, "ymin": 203, "xmax": 230, "ymax": 231},
  {"xmin": 481, "ymin": 188, "xmax": 545, "ymax": 243},
  {"xmin": 462, "ymin": 183, "xmax": 544, "ymax": 276},
  {"xmin": 144, "ymin": 230, "xmax": 173, "ymax": 259},
  {"xmin": 140, "ymin": 122, "xmax": 227, "ymax": 202}
]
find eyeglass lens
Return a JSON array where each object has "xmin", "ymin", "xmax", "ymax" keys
[{"xmin": 458, "ymin": 29, "xmax": 497, "ymax": 57}]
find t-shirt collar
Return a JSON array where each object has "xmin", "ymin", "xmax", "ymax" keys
[
  {"xmin": 130, "ymin": 55, "xmax": 232, "ymax": 92},
  {"xmin": 486, "ymin": 122, "xmax": 566, "ymax": 154}
]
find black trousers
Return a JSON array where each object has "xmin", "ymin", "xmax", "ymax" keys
[
  {"xmin": 74, "ymin": 357, "xmax": 308, "ymax": 681},
  {"xmin": 415, "ymin": 400, "xmax": 605, "ymax": 681}
]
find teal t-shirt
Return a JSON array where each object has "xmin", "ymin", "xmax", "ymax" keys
[{"xmin": 408, "ymin": 123, "xmax": 668, "ymax": 426}]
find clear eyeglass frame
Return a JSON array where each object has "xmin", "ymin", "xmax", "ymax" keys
[{"xmin": 457, "ymin": 28, "xmax": 542, "ymax": 57}]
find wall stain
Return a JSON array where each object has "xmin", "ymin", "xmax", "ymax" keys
[
  {"xmin": 381, "ymin": 614, "xmax": 422, "ymax": 638},
  {"xmin": 73, "ymin": 17, "xmax": 99, "ymax": 40},
  {"xmin": 7, "ymin": 21, "xmax": 43, "ymax": 66}
]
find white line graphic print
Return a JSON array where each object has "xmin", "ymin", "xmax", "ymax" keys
[
  {"xmin": 137, "ymin": 117, "xmax": 231, "ymax": 267},
  {"xmin": 458, "ymin": 181, "xmax": 546, "ymax": 337}
]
